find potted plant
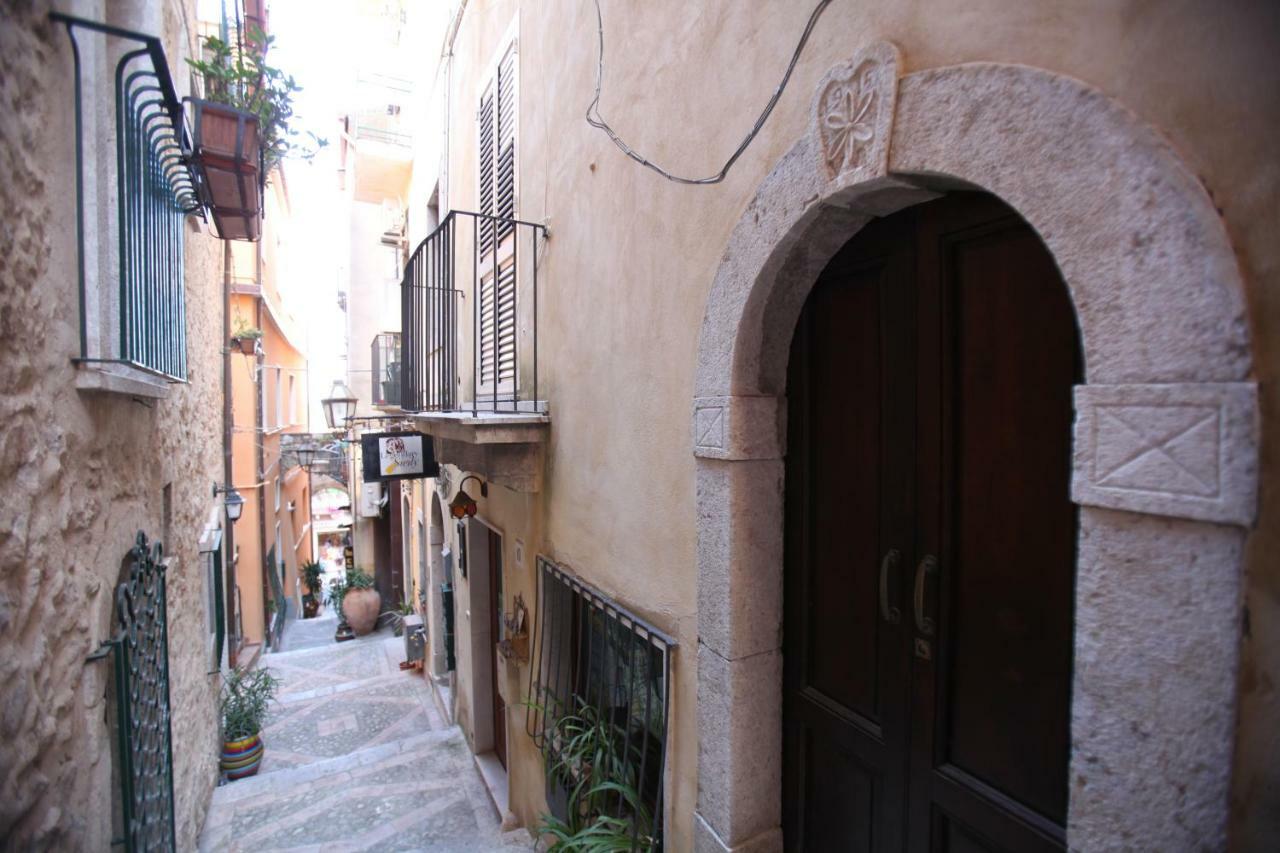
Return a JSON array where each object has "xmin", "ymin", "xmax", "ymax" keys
[
  {"xmin": 327, "ymin": 575, "xmax": 354, "ymax": 642},
  {"xmin": 186, "ymin": 26, "xmax": 318, "ymax": 241},
  {"xmin": 230, "ymin": 320, "xmax": 263, "ymax": 355},
  {"xmin": 341, "ymin": 566, "xmax": 380, "ymax": 636},
  {"xmin": 301, "ymin": 560, "xmax": 324, "ymax": 618},
  {"xmin": 218, "ymin": 666, "xmax": 280, "ymax": 781}
]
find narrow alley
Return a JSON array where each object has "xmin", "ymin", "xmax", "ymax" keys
[
  {"xmin": 4, "ymin": 1, "xmax": 1279, "ymax": 850},
  {"xmin": 200, "ymin": 620, "xmax": 534, "ymax": 851}
]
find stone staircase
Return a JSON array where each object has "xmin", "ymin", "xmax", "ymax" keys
[{"xmin": 200, "ymin": 630, "xmax": 536, "ymax": 851}]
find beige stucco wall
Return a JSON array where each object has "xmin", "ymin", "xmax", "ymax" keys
[
  {"xmin": 427, "ymin": 1, "xmax": 1280, "ymax": 849},
  {"xmin": 0, "ymin": 0, "xmax": 225, "ymax": 847}
]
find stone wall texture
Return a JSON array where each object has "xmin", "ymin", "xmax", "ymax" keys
[{"xmin": 0, "ymin": 0, "xmax": 223, "ymax": 848}]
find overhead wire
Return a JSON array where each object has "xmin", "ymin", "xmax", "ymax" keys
[{"xmin": 585, "ymin": 0, "xmax": 834, "ymax": 185}]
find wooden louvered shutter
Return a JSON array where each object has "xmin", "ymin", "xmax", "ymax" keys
[
  {"xmin": 477, "ymin": 38, "xmax": 518, "ymax": 394},
  {"xmin": 479, "ymin": 260, "xmax": 517, "ymax": 388},
  {"xmin": 495, "ymin": 43, "xmax": 517, "ymax": 242},
  {"xmin": 477, "ymin": 85, "xmax": 496, "ymax": 256}
]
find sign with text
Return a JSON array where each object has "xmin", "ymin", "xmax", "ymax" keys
[{"xmin": 360, "ymin": 431, "xmax": 439, "ymax": 483}]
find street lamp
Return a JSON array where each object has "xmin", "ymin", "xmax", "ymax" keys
[
  {"xmin": 294, "ymin": 443, "xmax": 320, "ymax": 471},
  {"xmin": 213, "ymin": 484, "xmax": 245, "ymax": 523},
  {"xmin": 321, "ymin": 380, "xmax": 358, "ymax": 431}
]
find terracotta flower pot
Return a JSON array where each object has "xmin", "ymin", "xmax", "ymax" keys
[
  {"xmin": 220, "ymin": 732, "xmax": 264, "ymax": 780},
  {"xmin": 343, "ymin": 588, "xmax": 381, "ymax": 635}
]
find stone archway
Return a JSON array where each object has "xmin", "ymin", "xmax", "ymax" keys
[{"xmin": 692, "ymin": 48, "xmax": 1258, "ymax": 853}]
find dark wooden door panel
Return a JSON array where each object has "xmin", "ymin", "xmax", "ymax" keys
[
  {"xmin": 784, "ymin": 212, "xmax": 915, "ymax": 852},
  {"xmin": 784, "ymin": 193, "xmax": 1078, "ymax": 852},
  {"xmin": 942, "ymin": 223, "xmax": 1076, "ymax": 823}
]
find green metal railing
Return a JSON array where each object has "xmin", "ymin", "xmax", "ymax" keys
[
  {"xmin": 88, "ymin": 532, "xmax": 176, "ymax": 852},
  {"xmin": 53, "ymin": 14, "xmax": 201, "ymax": 383}
]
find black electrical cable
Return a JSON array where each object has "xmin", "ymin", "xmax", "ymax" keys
[{"xmin": 585, "ymin": 0, "xmax": 834, "ymax": 185}]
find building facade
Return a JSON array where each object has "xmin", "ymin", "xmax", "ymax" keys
[
  {"xmin": 227, "ymin": 169, "xmax": 313, "ymax": 659},
  {"xmin": 1, "ymin": 0, "xmax": 227, "ymax": 847},
  {"xmin": 347, "ymin": 1, "xmax": 1278, "ymax": 850}
]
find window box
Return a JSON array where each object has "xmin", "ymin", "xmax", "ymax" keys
[{"xmin": 190, "ymin": 98, "xmax": 262, "ymax": 242}]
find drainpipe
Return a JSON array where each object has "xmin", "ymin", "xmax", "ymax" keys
[
  {"xmin": 256, "ymin": 245, "xmax": 270, "ymax": 647},
  {"xmin": 222, "ymin": 241, "xmax": 237, "ymax": 669}
]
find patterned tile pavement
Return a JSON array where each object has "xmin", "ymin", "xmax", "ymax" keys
[{"xmin": 200, "ymin": 627, "xmax": 534, "ymax": 851}]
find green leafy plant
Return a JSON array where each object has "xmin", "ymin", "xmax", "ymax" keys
[
  {"xmin": 220, "ymin": 666, "xmax": 281, "ymax": 741},
  {"xmin": 379, "ymin": 601, "xmax": 417, "ymax": 636},
  {"xmin": 326, "ymin": 575, "xmax": 347, "ymax": 611},
  {"xmin": 186, "ymin": 25, "xmax": 324, "ymax": 172},
  {"xmin": 301, "ymin": 560, "xmax": 324, "ymax": 596},
  {"xmin": 231, "ymin": 320, "xmax": 263, "ymax": 340},
  {"xmin": 346, "ymin": 566, "xmax": 376, "ymax": 590},
  {"xmin": 526, "ymin": 694, "xmax": 656, "ymax": 851}
]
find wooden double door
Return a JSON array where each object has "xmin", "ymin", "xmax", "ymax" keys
[{"xmin": 782, "ymin": 193, "xmax": 1080, "ymax": 852}]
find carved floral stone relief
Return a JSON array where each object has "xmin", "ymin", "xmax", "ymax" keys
[{"xmin": 811, "ymin": 41, "xmax": 901, "ymax": 185}]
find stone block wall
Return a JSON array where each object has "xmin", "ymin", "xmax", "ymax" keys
[{"xmin": 0, "ymin": 0, "xmax": 224, "ymax": 848}]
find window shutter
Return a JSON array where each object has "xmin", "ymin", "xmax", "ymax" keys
[
  {"xmin": 476, "ymin": 38, "xmax": 519, "ymax": 394},
  {"xmin": 479, "ymin": 260, "xmax": 517, "ymax": 387},
  {"xmin": 495, "ymin": 43, "xmax": 517, "ymax": 242},
  {"xmin": 478, "ymin": 86, "xmax": 495, "ymax": 256}
]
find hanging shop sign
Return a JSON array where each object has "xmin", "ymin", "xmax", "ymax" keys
[{"xmin": 360, "ymin": 431, "xmax": 438, "ymax": 483}]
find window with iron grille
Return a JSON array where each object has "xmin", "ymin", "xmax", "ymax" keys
[
  {"xmin": 477, "ymin": 36, "xmax": 518, "ymax": 393},
  {"xmin": 54, "ymin": 14, "xmax": 200, "ymax": 390},
  {"xmin": 526, "ymin": 557, "xmax": 675, "ymax": 849}
]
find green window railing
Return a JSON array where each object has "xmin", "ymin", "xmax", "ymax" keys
[{"xmin": 53, "ymin": 13, "xmax": 202, "ymax": 383}]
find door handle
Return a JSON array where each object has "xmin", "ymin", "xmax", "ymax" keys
[
  {"xmin": 914, "ymin": 554, "xmax": 937, "ymax": 636},
  {"xmin": 879, "ymin": 549, "xmax": 901, "ymax": 624}
]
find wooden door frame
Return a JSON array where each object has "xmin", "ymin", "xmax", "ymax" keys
[{"xmin": 691, "ymin": 50, "xmax": 1257, "ymax": 853}]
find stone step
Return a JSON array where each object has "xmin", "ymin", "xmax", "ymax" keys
[{"xmin": 212, "ymin": 728, "xmax": 459, "ymax": 805}]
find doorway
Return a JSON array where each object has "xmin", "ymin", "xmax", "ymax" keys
[{"xmin": 782, "ymin": 193, "xmax": 1081, "ymax": 851}]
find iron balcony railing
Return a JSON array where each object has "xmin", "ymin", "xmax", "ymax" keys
[
  {"xmin": 53, "ymin": 13, "xmax": 202, "ymax": 383},
  {"xmin": 370, "ymin": 332, "xmax": 402, "ymax": 407},
  {"xmin": 401, "ymin": 210, "xmax": 547, "ymax": 414}
]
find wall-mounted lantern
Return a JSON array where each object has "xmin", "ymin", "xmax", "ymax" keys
[
  {"xmin": 213, "ymin": 483, "xmax": 245, "ymax": 523},
  {"xmin": 449, "ymin": 475, "xmax": 488, "ymax": 519}
]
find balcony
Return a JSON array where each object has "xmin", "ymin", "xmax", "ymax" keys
[
  {"xmin": 370, "ymin": 332, "xmax": 401, "ymax": 409},
  {"xmin": 399, "ymin": 210, "xmax": 549, "ymax": 491}
]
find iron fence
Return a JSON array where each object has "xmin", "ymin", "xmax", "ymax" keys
[
  {"xmin": 87, "ymin": 532, "xmax": 176, "ymax": 852},
  {"xmin": 526, "ymin": 557, "xmax": 675, "ymax": 850},
  {"xmin": 53, "ymin": 13, "xmax": 201, "ymax": 383},
  {"xmin": 400, "ymin": 210, "xmax": 547, "ymax": 414}
]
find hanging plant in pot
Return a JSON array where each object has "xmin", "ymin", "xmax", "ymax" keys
[
  {"xmin": 186, "ymin": 26, "xmax": 320, "ymax": 241},
  {"xmin": 341, "ymin": 566, "xmax": 381, "ymax": 636},
  {"xmin": 218, "ymin": 666, "xmax": 280, "ymax": 780},
  {"xmin": 230, "ymin": 320, "xmax": 263, "ymax": 355}
]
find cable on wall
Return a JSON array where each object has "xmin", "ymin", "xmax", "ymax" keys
[{"xmin": 585, "ymin": 0, "xmax": 834, "ymax": 185}]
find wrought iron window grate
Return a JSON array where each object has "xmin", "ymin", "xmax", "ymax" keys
[
  {"xmin": 401, "ymin": 211, "xmax": 547, "ymax": 414},
  {"xmin": 53, "ymin": 13, "xmax": 201, "ymax": 383},
  {"xmin": 525, "ymin": 557, "xmax": 675, "ymax": 850},
  {"xmin": 87, "ymin": 531, "xmax": 176, "ymax": 852}
]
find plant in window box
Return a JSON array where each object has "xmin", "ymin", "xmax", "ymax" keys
[
  {"xmin": 230, "ymin": 321, "xmax": 263, "ymax": 355},
  {"xmin": 531, "ymin": 696, "xmax": 657, "ymax": 851},
  {"xmin": 186, "ymin": 27, "xmax": 321, "ymax": 241},
  {"xmin": 219, "ymin": 666, "xmax": 280, "ymax": 781}
]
